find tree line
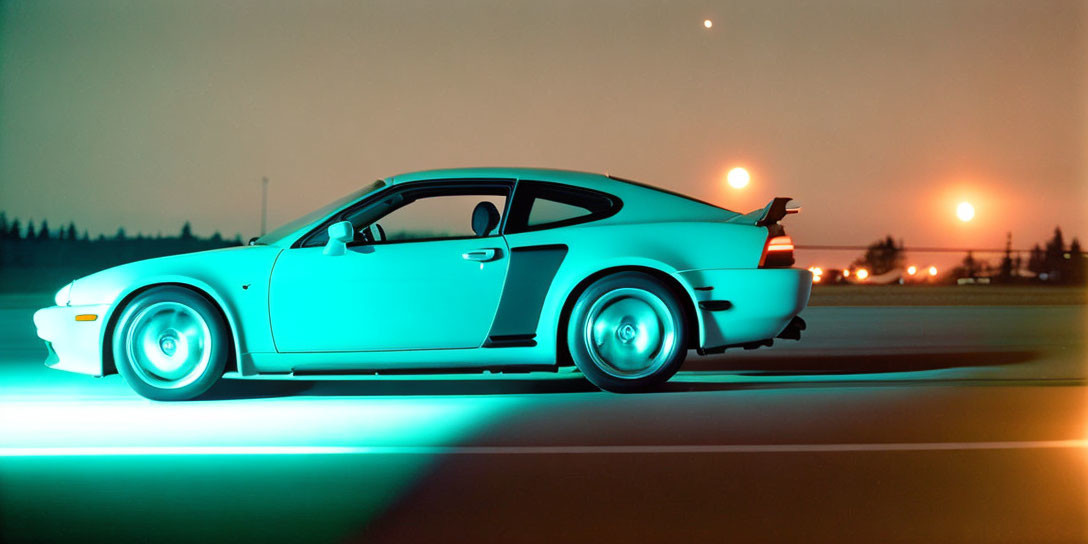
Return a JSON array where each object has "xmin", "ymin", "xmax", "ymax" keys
[
  {"xmin": 851, "ymin": 227, "xmax": 1085, "ymax": 285},
  {"xmin": 0, "ymin": 212, "xmax": 241, "ymax": 271}
]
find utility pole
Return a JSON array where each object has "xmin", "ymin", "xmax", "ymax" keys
[{"xmin": 260, "ymin": 176, "xmax": 269, "ymax": 236}]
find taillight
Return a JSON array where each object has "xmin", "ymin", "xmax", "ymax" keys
[{"xmin": 760, "ymin": 235, "xmax": 795, "ymax": 268}]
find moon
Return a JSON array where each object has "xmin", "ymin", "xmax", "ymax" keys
[
  {"xmin": 703, "ymin": 19, "xmax": 713, "ymax": 29},
  {"xmin": 956, "ymin": 201, "xmax": 975, "ymax": 222},
  {"xmin": 726, "ymin": 167, "xmax": 749, "ymax": 189}
]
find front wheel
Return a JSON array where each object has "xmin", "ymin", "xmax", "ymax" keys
[
  {"xmin": 112, "ymin": 286, "xmax": 229, "ymax": 401},
  {"xmin": 567, "ymin": 272, "xmax": 687, "ymax": 393}
]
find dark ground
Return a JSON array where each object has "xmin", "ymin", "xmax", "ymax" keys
[{"xmin": 1, "ymin": 296, "xmax": 1085, "ymax": 543}]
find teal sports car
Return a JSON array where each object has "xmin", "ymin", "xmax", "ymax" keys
[{"xmin": 33, "ymin": 168, "xmax": 811, "ymax": 400}]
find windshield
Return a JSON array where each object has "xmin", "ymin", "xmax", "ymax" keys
[{"xmin": 254, "ymin": 179, "xmax": 387, "ymax": 245}]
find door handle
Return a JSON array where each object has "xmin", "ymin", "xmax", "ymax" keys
[{"xmin": 462, "ymin": 248, "xmax": 501, "ymax": 262}]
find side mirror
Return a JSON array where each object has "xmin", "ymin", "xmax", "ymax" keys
[{"xmin": 323, "ymin": 221, "xmax": 354, "ymax": 256}]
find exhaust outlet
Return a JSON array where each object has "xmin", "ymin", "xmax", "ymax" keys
[{"xmin": 776, "ymin": 316, "xmax": 807, "ymax": 341}]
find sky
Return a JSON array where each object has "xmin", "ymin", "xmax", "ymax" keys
[{"xmin": 1, "ymin": 0, "xmax": 1085, "ymax": 268}]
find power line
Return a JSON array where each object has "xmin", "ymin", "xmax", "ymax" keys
[{"xmin": 796, "ymin": 245, "xmax": 1038, "ymax": 254}]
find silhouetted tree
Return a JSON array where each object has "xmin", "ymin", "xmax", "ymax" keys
[
  {"xmin": 852, "ymin": 235, "xmax": 904, "ymax": 275},
  {"xmin": 25, "ymin": 220, "xmax": 36, "ymax": 240},
  {"xmin": 210, "ymin": 231, "xmax": 223, "ymax": 243},
  {"xmin": 38, "ymin": 219, "xmax": 51, "ymax": 240},
  {"xmin": 66, "ymin": 222, "xmax": 77, "ymax": 241},
  {"xmin": 9, "ymin": 218, "xmax": 22, "ymax": 240},
  {"xmin": 997, "ymin": 232, "xmax": 1014, "ymax": 282},
  {"xmin": 955, "ymin": 251, "xmax": 985, "ymax": 279},
  {"xmin": 114, "ymin": 227, "xmax": 127, "ymax": 241},
  {"xmin": 1043, "ymin": 227, "xmax": 1065, "ymax": 282},
  {"xmin": 0, "ymin": 213, "xmax": 8, "ymax": 240},
  {"xmin": 81, "ymin": 229, "xmax": 90, "ymax": 242},
  {"xmin": 1071, "ymin": 238, "xmax": 1085, "ymax": 285},
  {"xmin": 180, "ymin": 221, "xmax": 194, "ymax": 240},
  {"xmin": 1028, "ymin": 243, "xmax": 1045, "ymax": 277}
]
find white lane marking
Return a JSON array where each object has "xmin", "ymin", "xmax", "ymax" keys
[{"xmin": 0, "ymin": 440, "xmax": 1084, "ymax": 457}]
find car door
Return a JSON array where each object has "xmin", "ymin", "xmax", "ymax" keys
[{"xmin": 268, "ymin": 181, "xmax": 511, "ymax": 352}]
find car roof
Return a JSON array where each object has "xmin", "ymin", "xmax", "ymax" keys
[
  {"xmin": 387, "ymin": 165, "xmax": 735, "ymax": 220},
  {"xmin": 388, "ymin": 167, "xmax": 611, "ymax": 188}
]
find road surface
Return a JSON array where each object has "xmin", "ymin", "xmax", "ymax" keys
[{"xmin": 1, "ymin": 297, "xmax": 1085, "ymax": 543}]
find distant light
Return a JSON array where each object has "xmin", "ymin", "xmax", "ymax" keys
[
  {"xmin": 812, "ymin": 275, "xmax": 821, "ymax": 283},
  {"xmin": 928, "ymin": 266, "xmax": 938, "ymax": 276},
  {"xmin": 956, "ymin": 201, "xmax": 975, "ymax": 222},
  {"xmin": 703, "ymin": 19, "xmax": 713, "ymax": 29},
  {"xmin": 907, "ymin": 265, "xmax": 917, "ymax": 276},
  {"xmin": 843, "ymin": 269, "xmax": 850, "ymax": 277},
  {"xmin": 726, "ymin": 167, "xmax": 750, "ymax": 189},
  {"xmin": 856, "ymin": 268, "xmax": 869, "ymax": 280}
]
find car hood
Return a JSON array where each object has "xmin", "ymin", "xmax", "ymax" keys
[{"xmin": 65, "ymin": 245, "xmax": 282, "ymax": 307}]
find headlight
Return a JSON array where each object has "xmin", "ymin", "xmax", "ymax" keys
[{"xmin": 54, "ymin": 282, "xmax": 73, "ymax": 307}]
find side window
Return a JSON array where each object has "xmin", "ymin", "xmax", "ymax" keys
[
  {"xmin": 303, "ymin": 182, "xmax": 510, "ymax": 247},
  {"xmin": 505, "ymin": 181, "xmax": 621, "ymax": 234},
  {"xmin": 377, "ymin": 193, "xmax": 506, "ymax": 242}
]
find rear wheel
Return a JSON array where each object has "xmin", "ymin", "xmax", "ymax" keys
[
  {"xmin": 112, "ymin": 286, "xmax": 229, "ymax": 401},
  {"xmin": 567, "ymin": 272, "xmax": 687, "ymax": 392}
]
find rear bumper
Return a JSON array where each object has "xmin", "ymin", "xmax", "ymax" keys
[
  {"xmin": 678, "ymin": 268, "xmax": 812, "ymax": 351},
  {"xmin": 33, "ymin": 304, "xmax": 110, "ymax": 376}
]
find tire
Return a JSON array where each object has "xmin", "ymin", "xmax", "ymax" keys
[
  {"xmin": 112, "ymin": 286, "xmax": 229, "ymax": 401},
  {"xmin": 567, "ymin": 272, "xmax": 688, "ymax": 393}
]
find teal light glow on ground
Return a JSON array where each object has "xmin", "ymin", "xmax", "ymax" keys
[
  {"xmin": 0, "ymin": 374, "xmax": 523, "ymax": 542},
  {"xmin": 0, "ymin": 331, "xmax": 531, "ymax": 542},
  {"xmin": 0, "ymin": 395, "xmax": 515, "ymax": 450},
  {"xmin": 2, "ymin": 304, "xmax": 1085, "ymax": 542}
]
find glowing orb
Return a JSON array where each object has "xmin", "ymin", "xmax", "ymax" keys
[
  {"xmin": 704, "ymin": 19, "xmax": 713, "ymax": 29},
  {"xmin": 726, "ymin": 167, "xmax": 750, "ymax": 189},
  {"xmin": 928, "ymin": 266, "xmax": 938, "ymax": 276},
  {"xmin": 856, "ymin": 268, "xmax": 869, "ymax": 280},
  {"xmin": 956, "ymin": 201, "xmax": 975, "ymax": 222},
  {"xmin": 907, "ymin": 265, "xmax": 917, "ymax": 276}
]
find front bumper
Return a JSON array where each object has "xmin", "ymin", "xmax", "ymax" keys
[
  {"xmin": 678, "ymin": 268, "xmax": 812, "ymax": 351},
  {"xmin": 33, "ymin": 304, "xmax": 111, "ymax": 376}
]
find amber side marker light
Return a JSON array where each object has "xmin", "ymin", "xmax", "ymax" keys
[{"xmin": 75, "ymin": 314, "xmax": 98, "ymax": 322}]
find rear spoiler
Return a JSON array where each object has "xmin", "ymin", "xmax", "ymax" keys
[{"xmin": 726, "ymin": 197, "xmax": 800, "ymax": 226}]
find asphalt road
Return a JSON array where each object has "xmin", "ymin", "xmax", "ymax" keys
[{"xmin": 1, "ymin": 299, "xmax": 1085, "ymax": 543}]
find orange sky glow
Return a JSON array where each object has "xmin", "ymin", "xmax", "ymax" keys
[{"xmin": 1, "ymin": 1, "xmax": 1084, "ymax": 270}]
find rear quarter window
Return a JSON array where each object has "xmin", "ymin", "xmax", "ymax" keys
[{"xmin": 505, "ymin": 181, "xmax": 621, "ymax": 234}]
